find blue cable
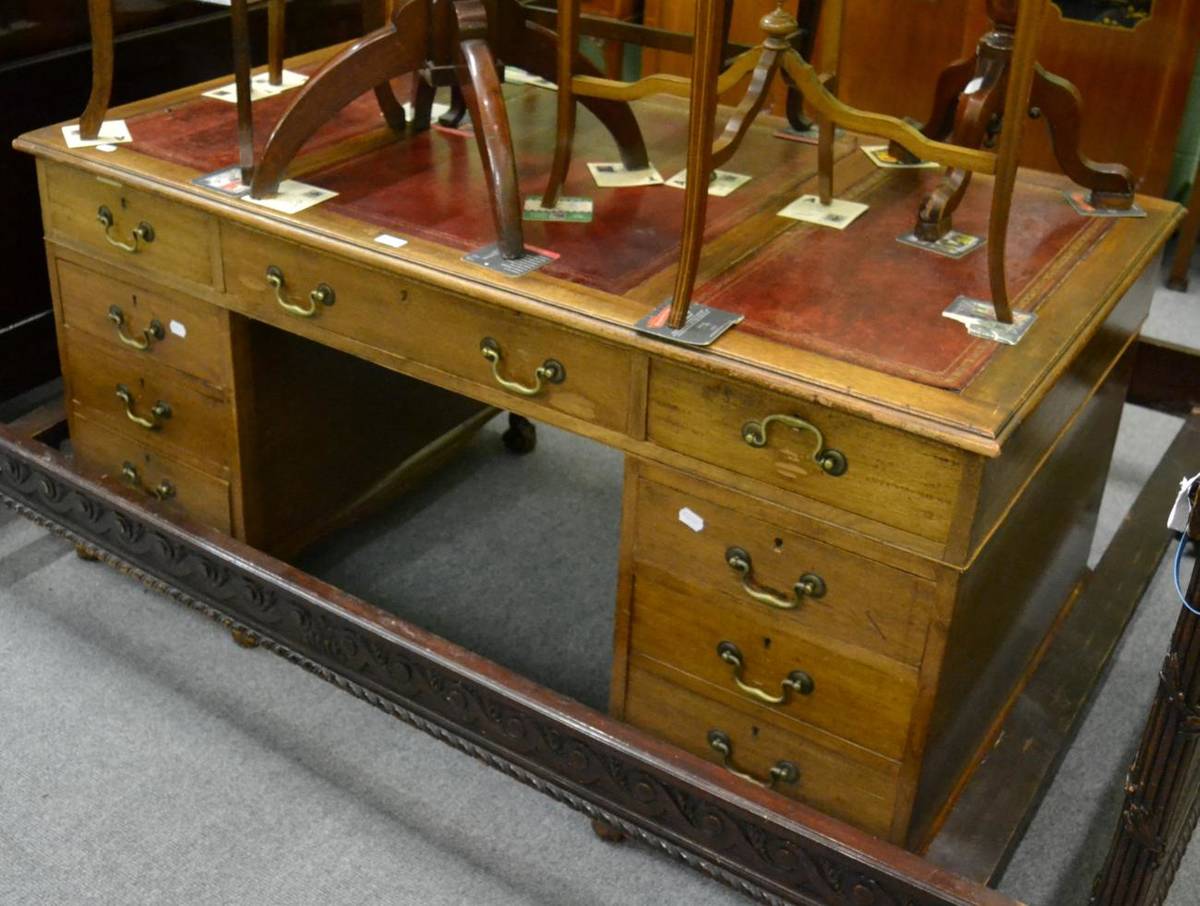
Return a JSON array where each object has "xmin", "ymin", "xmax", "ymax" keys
[{"xmin": 1175, "ymin": 533, "xmax": 1200, "ymax": 617}]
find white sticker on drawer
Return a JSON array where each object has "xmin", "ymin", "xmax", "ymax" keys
[
  {"xmin": 678, "ymin": 507, "xmax": 705, "ymax": 533},
  {"xmin": 374, "ymin": 233, "xmax": 409, "ymax": 249},
  {"xmin": 169, "ymin": 320, "xmax": 187, "ymax": 339}
]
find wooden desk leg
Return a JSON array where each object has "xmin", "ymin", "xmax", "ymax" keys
[
  {"xmin": 1168, "ymin": 175, "xmax": 1200, "ymax": 292},
  {"xmin": 666, "ymin": 0, "xmax": 727, "ymax": 329},
  {"xmin": 80, "ymin": 0, "xmax": 115, "ymax": 141},
  {"xmin": 251, "ymin": 0, "xmax": 430, "ymax": 197},
  {"xmin": 455, "ymin": 0, "xmax": 526, "ymax": 258},
  {"xmin": 268, "ymin": 0, "xmax": 287, "ymax": 86}
]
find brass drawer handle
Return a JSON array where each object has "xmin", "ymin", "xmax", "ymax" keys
[
  {"xmin": 725, "ymin": 547, "xmax": 825, "ymax": 610},
  {"xmin": 107, "ymin": 305, "xmax": 164, "ymax": 351},
  {"xmin": 121, "ymin": 462, "xmax": 175, "ymax": 501},
  {"xmin": 97, "ymin": 205, "xmax": 155, "ymax": 253},
  {"xmin": 717, "ymin": 641, "xmax": 814, "ymax": 706},
  {"xmin": 741, "ymin": 414, "xmax": 847, "ymax": 476},
  {"xmin": 706, "ymin": 729, "xmax": 798, "ymax": 790},
  {"xmin": 114, "ymin": 384, "xmax": 172, "ymax": 430},
  {"xmin": 479, "ymin": 337, "xmax": 565, "ymax": 397},
  {"xmin": 265, "ymin": 265, "xmax": 335, "ymax": 318}
]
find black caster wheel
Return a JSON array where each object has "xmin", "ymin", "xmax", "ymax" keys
[{"xmin": 501, "ymin": 414, "xmax": 537, "ymax": 454}]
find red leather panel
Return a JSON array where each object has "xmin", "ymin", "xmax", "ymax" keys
[{"xmin": 697, "ymin": 169, "xmax": 1109, "ymax": 389}]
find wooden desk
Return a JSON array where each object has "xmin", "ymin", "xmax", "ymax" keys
[{"xmin": 13, "ymin": 48, "xmax": 1181, "ymax": 850}]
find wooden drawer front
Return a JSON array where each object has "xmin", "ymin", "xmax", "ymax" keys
[
  {"xmin": 634, "ymin": 476, "xmax": 936, "ymax": 665},
  {"xmin": 65, "ymin": 329, "xmax": 233, "ymax": 472},
  {"xmin": 72, "ymin": 413, "xmax": 232, "ymax": 534},
  {"xmin": 56, "ymin": 258, "xmax": 228, "ymax": 388},
  {"xmin": 646, "ymin": 362, "xmax": 965, "ymax": 543},
  {"xmin": 221, "ymin": 225, "xmax": 634, "ymax": 433},
  {"xmin": 43, "ymin": 162, "xmax": 216, "ymax": 287},
  {"xmin": 623, "ymin": 664, "xmax": 900, "ymax": 840},
  {"xmin": 629, "ymin": 567, "xmax": 918, "ymax": 759}
]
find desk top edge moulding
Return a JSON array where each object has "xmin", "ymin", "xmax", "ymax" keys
[{"xmin": 7, "ymin": 0, "xmax": 1189, "ymax": 883}]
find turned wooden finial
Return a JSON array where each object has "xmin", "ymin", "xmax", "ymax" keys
[
  {"xmin": 760, "ymin": 3, "xmax": 799, "ymax": 45},
  {"xmin": 986, "ymin": 0, "xmax": 1019, "ymax": 30}
]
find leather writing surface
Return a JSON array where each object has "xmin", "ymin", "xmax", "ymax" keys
[
  {"xmin": 697, "ymin": 169, "xmax": 1109, "ymax": 390},
  {"xmin": 126, "ymin": 81, "xmax": 1107, "ymax": 391}
]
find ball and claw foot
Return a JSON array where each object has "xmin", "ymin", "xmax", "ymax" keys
[
  {"xmin": 591, "ymin": 818, "xmax": 627, "ymax": 843},
  {"xmin": 230, "ymin": 627, "xmax": 260, "ymax": 649},
  {"xmin": 75, "ymin": 544, "xmax": 100, "ymax": 562},
  {"xmin": 502, "ymin": 413, "xmax": 537, "ymax": 455}
]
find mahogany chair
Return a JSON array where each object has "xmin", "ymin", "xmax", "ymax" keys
[
  {"xmin": 891, "ymin": 0, "xmax": 1135, "ymax": 244},
  {"xmin": 542, "ymin": 0, "xmax": 1132, "ymax": 333},
  {"xmin": 247, "ymin": 0, "xmax": 650, "ymax": 260}
]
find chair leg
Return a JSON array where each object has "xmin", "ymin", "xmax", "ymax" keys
[
  {"xmin": 268, "ymin": 0, "xmax": 287, "ymax": 86},
  {"xmin": 251, "ymin": 0, "xmax": 430, "ymax": 197},
  {"xmin": 913, "ymin": 43, "xmax": 1006, "ymax": 241},
  {"xmin": 666, "ymin": 0, "xmax": 728, "ymax": 328},
  {"xmin": 363, "ymin": 0, "xmax": 410, "ymax": 132},
  {"xmin": 80, "ymin": 0, "xmax": 115, "ymax": 140},
  {"xmin": 1029, "ymin": 63, "xmax": 1134, "ymax": 210},
  {"xmin": 513, "ymin": 20, "xmax": 650, "ymax": 175},
  {"xmin": 231, "ymin": 0, "xmax": 256, "ymax": 183},
  {"xmin": 540, "ymin": 0, "xmax": 581, "ymax": 208},
  {"xmin": 438, "ymin": 84, "xmax": 469, "ymax": 128},
  {"xmin": 454, "ymin": 0, "xmax": 526, "ymax": 259}
]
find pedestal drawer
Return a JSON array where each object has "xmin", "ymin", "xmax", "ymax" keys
[
  {"xmin": 56, "ymin": 256, "xmax": 229, "ymax": 388},
  {"xmin": 221, "ymin": 224, "xmax": 635, "ymax": 434},
  {"xmin": 42, "ymin": 161, "xmax": 217, "ymax": 288},
  {"xmin": 623, "ymin": 664, "xmax": 901, "ymax": 840},
  {"xmin": 634, "ymin": 474, "xmax": 937, "ymax": 665},
  {"xmin": 629, "ymin": 566, "xmax": 918, "ymax": 759},
  {"xmin": 71, "ymin": 413, "xmax": 232, "ymax": 534},
  {"xmin": 646, "ymin": 361, "xmax": 967, "ymax": 544},
  {"xmin": 65, "ymin": 328, "xmax": 233, "ymax": 473}
]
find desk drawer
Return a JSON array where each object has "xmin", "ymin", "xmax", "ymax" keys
[
  {"xmin": 221, "ymin": 225, "xmax": 634, "ymax": 433},
  {"xmin": 56, "ymin": 257, "xmax": 229, "ymax": 388},
  {"xmin": 646, "ymin": 361, "xmax": 966, "ymax": 544},
  {"xmin": 623, "ymin": 664, "xmax": 901, "ymax": 840},
  {"xmin": 634, "ymin": 475, "xmax": 936, "ymax": 665},
  {"xmin": 629, "ymin": 566, "xmax": 918, "ymax": 759},
  {"xmin": 42, "ymin": 161, "xmax": 217, "ymax": 288},
  {"xmin": 65, "ymin": 328, "xmax": 233, "ymax": 472},
  {"xmin": 72, "ymin": 413, "xmax": 232, "ymax": 534}
]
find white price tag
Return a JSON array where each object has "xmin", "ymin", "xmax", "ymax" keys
[{"xmin": 1168, "ymin": 473, "xmax": 1199, "ymax": 533}]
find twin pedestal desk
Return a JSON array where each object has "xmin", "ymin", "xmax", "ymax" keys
[{"xmin": 15, "ymin": 56, "xmax": 1178, "ymax": 854}]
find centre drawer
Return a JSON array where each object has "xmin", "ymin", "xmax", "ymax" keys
[
  {"xmin": 65, "ymin": 328, "xmax": 233, "ymax": 473},
  {"xmin": 628, "ymin": 566, "xmax": 919, "ymax": 759},
  {"xmin": 646, "ymin": 361, "xmax": 967, "ymax": 545},
  {"xmin": 220, "ymin": 224, "xmax": 636, "ymax": 434}
]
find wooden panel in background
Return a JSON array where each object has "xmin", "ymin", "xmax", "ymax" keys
[{"xmin": 640, "ymin": 0, "xmax": 1200, "ymax": 195}]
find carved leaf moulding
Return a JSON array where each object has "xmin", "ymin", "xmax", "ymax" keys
[{"xmin": 0, "ymin": 432, "xmax": 997, "ymax": 906}]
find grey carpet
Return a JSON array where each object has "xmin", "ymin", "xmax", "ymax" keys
[{"xmin": 1, "ymin": 247, "xmax": 1198, "ymax": 904}]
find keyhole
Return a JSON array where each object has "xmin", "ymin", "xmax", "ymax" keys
[
  {"xmin": 763, "ymin": 637, "xmax": 772, "ymax": 650},
  {"xmin": 751, "ymin": 725, "xmax": 760, "ymax": 738},
  {"xmin": 773, "ymin": 537, "xmax": 784, "ymax": 553}
]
